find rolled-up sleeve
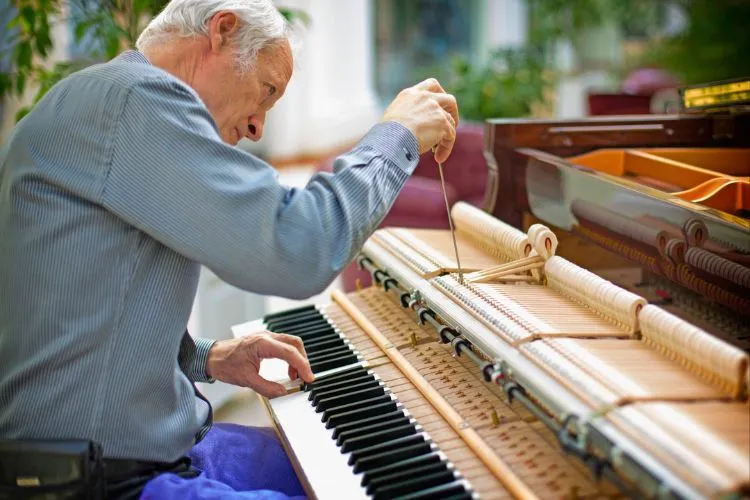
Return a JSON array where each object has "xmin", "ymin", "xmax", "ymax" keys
[{"xmin": 102, "ymin": 77, "xmax": 419, "ymax": 299}]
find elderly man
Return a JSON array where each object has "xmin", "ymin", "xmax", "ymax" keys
[{"xmin": 0, "ymin": 0, "xmax": 458, "ymax": 498}]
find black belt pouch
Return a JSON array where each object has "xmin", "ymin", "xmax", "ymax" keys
[{"xmin": 0, "ymin": 440, "xmax": 104, "ymax": 499}]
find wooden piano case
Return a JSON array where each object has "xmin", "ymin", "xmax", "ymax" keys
[{"xmin": 484, "ymin": 79, "xmax": 750, "ymax": 348}]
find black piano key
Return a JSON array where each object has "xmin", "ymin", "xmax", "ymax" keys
[
  {"xmin": 352, "ymin": 441, "xmax": 433, "ymax": 473},
  {"xmin": 296, "ymin": 329, "xmax": 340, "ymax": 344},
  {"xmin": 266, "ymin": 312, "xmax": 330, "ymax": 330},
  {"xmin": 336, "ymin": 416, "xmax": 413, "ymax": 445},
  {"xmin": 274, "ymin": 321, "xmax": 332, "ymax": 335},
  {"xmin": 361, "ymin": 452, "xmax": 444, "ymax": 487},
  {"xmin": 434, "ymin": 493, "xmax": 474, "ymax": 500},
  {"xmin": 322, "ymin": 394, "xmax": 394, "ymax": 423},
  {"xmin": 333, "ymin": 410, "xmax": 408, "ymax": 442},
  {"xmin": 263, "ymin": 304, "xmax": 316, "ymax": 321},
  {"xmin": 374, "ymin": 470, "xmax": 457, "ymax": 499},
  {"xmin": 348, "ymin": 434, "xmax": 426, "ymax": 466},
  {"xmin": 368, "ymin": 462, "xmax": 451, "ymax": 497},
  {"xmin": 340, "ymin": 423, "xmax": 418, "ymax": 453},
  {"xmin": 307, "ymin": 346, "xmax": 357, "ymax": 366},
  {"xmin": 305, "ymin": 343, "xmax": 351, "ymax": 358},
  {"xmin": 324, "ymin": 400, "xmax": 398, "ymax": 429},
  {"xmin": 265, "ymin": 305, "xmax": 322, "ymax": 319},
  {"xmin": 267, "ymin": 318, "xmax": 329, "ymax": 333},
  {"xmin": 308, "ymin": 373, "xmax": 375, "ymax": 401},
  {"xmin": 394, "ymin": 480, "xmax": 471, "ymax": 500},
  {"xmin": 310, "ymin": 353, "xmax": 359, "ymax": 373},
  {"xmin": 315, "ymin": 386, "xmax": 386, "ymax": 413},
  {"xmin": 311, "ymin": 378, "xmax": 380, "ymax": 406},
  {"xmin": 265, "ymin": 311, "xmax": 326, "ymax": 328},
  {"xmin": 303, "ymin": 366, "xmax": 368, "ymax": 391},
  {"xmin": 303, "ymin": 337, "xmax": 348, "ymax": 355}
]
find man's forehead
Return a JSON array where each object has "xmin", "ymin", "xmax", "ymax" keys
[{"xmin": 259, "ymin": 40, "xmax": 293, "ymax": 83}]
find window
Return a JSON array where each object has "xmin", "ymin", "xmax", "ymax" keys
[{"xmin": 374, "ymin": 0, "xmax": 484, "ymax": 104}]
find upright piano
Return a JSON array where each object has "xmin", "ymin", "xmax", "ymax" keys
[{"xmin": 233, "ymin": 79, "xmax": 750, "ymax": 499}]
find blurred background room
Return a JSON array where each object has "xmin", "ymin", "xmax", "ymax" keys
[{"xmin": 1, "ymin": 0, "xmax": 748, "ymax": 414}]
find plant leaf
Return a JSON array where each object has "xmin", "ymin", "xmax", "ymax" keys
[
  {"xmin": 15, "ymin": 71, "xmax": 26, "ymax": 94},
  {"xmin": 19, "ymin": 6, "xmax": 35, "ymax": 32},
  {"xmin": 15, "ymin": 106, "xmax": 31, "ymax": 122},
  {"xmin": 16, "ymin": 41, "xmax": 33, "ymax": 70}
]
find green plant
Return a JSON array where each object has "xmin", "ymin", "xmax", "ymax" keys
[
  {"xmin": 446, "ymin": 48, "xmax": 552, "ymax": 121},
  {"xmin": 646, "ymin": 0, "xmax": 750, "ymax": 84},
  {"xmin": 526, "ymin": 0, "xmax": 664, "ymax": 48},
  {"xmin": 443, "ymin": 0, "xmax": 663, "ymax": 122},
  {"xmin": 0, "ymin": 1, "xmax": 308, "ymax": 121},
  {"xmin": 526, "ymin": 0, "xmax": 750, "ymax": 85}
]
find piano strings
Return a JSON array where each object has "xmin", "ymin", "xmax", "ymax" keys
[{"xmin": 362, "ymin": 202, "xmax": 749, "ymax": 497}]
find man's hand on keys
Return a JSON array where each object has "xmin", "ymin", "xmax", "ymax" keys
[
  {"xmin": 381, "ymin": 78, "xmax": 459, "ymax": 164},
  {"xmin": 206, "ymin": 332, "xmax": 314, "ymax": 398}
]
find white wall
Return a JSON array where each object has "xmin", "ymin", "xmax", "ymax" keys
[
  {"xmin": 484, "ymin": 0, "xmax": 527, "ymax": 50},
  {"xmin": 258, "ymin": 0, "xmax": 382, "ymax": 160}
]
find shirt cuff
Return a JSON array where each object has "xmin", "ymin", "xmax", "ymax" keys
[
  {"xmin": 191, "ymin": 337, "xmax": 217, "ymax": 383},
  {"xmin": 357, "ymin": 121, "xmax": 420, "ymax": 175}
]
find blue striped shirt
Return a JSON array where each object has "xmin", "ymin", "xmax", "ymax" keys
[{"xmin": 0, "ymin": 50, "xmax": 418, "ymax": 461}]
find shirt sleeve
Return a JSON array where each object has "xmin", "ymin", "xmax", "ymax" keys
[
  {"xmin": 178, "ymin": 333, "xmax": 216, "ymax": 383},
  {"xmin": 102, "ymin": 77, "xmax": 419, "ymax": 299}
]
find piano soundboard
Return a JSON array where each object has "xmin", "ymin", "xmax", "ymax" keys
[{"xmin": 233, "ymin": 203, "xmax": 749, "ymax": 500}]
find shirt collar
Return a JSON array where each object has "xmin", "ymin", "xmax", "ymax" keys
[{"xmin": 116, "ymin": 50, "xmax": 151, "ymax": 66}]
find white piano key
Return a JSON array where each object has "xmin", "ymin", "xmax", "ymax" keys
[
  {"xmin": 270, "ymin": 391, "xmax": 368, "ymax": 500},
  {"xmin": 231, "ymin": 318, "xmax": 266, "ymax": 339}
]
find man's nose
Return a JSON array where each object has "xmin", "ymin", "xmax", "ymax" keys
[{"xmin": 247, "ymin": 113, "xmax": 265, "ymax": 142}]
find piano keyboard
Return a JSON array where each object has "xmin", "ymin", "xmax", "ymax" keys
[
  {"xmin": 264, "ymin": 305, "xmax": 362, "ymax": 374},
  {"xmin": 263, "ymin": 305, "xmax": 476, "ymax": 500},
  {"xmin": 253, "ymin": 289, "xmax": 616, "ymax": 500}
]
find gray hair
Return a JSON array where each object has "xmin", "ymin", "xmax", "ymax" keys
[{"xmin": 136, "ymin": 0, "xmax": 289, "ymax": 71}]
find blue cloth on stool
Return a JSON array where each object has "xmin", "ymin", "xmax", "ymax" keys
[{"xmin": 140, "ymin": 424, "xmax": 307, "ymax": 499}]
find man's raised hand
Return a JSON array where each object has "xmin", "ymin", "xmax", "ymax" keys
[{"xmin": 381, "ymin": 78, "xmax": 459, "ymax": 164}]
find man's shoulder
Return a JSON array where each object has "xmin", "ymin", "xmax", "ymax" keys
[{"xmin": 71, "ymin": 51, "xmax": 198, "ymax": 103}]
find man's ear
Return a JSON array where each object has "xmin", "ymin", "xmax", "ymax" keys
[{"xmin": 207, "ymin": 11, "xmax": 240, "ymax": 53}]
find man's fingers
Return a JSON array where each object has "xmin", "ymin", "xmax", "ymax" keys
[
  {"xmin": 413, "ymin": 77, "xmax": 445, "ymax": 94},
  {"xmin": 246, "ymin": 372, "xmax": 288, "ymax": 398},
  {"xmin": 434, "ymin": 112, "xmax": 457, "ymax": 164},
  {"xmin": 258, "ymin": 337, "xmax": 314, "ymax": 383},
  {"xmin": 270, "ymin": 332, "xmax": 307, "ymax": 359},
  {"xmin": 269, "ymin": 332, "xmax": 307, "ymax": 381},
  {"xmin": 432, "ymin": 93, "xmax": 459, "ymax": 129}
]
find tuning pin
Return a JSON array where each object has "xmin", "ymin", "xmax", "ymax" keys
[
  {"xmin": 409, "ymin": 332, "xmax": 418, "ymax": 348},
  {"xmin": 491, "ymin": 409, "xmax": 500, "ymax": 427},
  {"xmin": 355, "ymin": 278, "xmax": 362, "ymax": 292}
]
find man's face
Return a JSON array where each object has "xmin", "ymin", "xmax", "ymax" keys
[{"xmin": 198, "ymin": 13, "xmax": 293, "ymax": 145}]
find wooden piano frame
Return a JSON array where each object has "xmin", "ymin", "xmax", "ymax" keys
[{"xmin": 484, "ymin": 113, "xmax": 750, "ymax": 229}]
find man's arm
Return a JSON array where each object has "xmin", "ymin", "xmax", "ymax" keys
[{"xmin": 102, "ymin": 77, "xmax": 419, "ymax": 299}]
